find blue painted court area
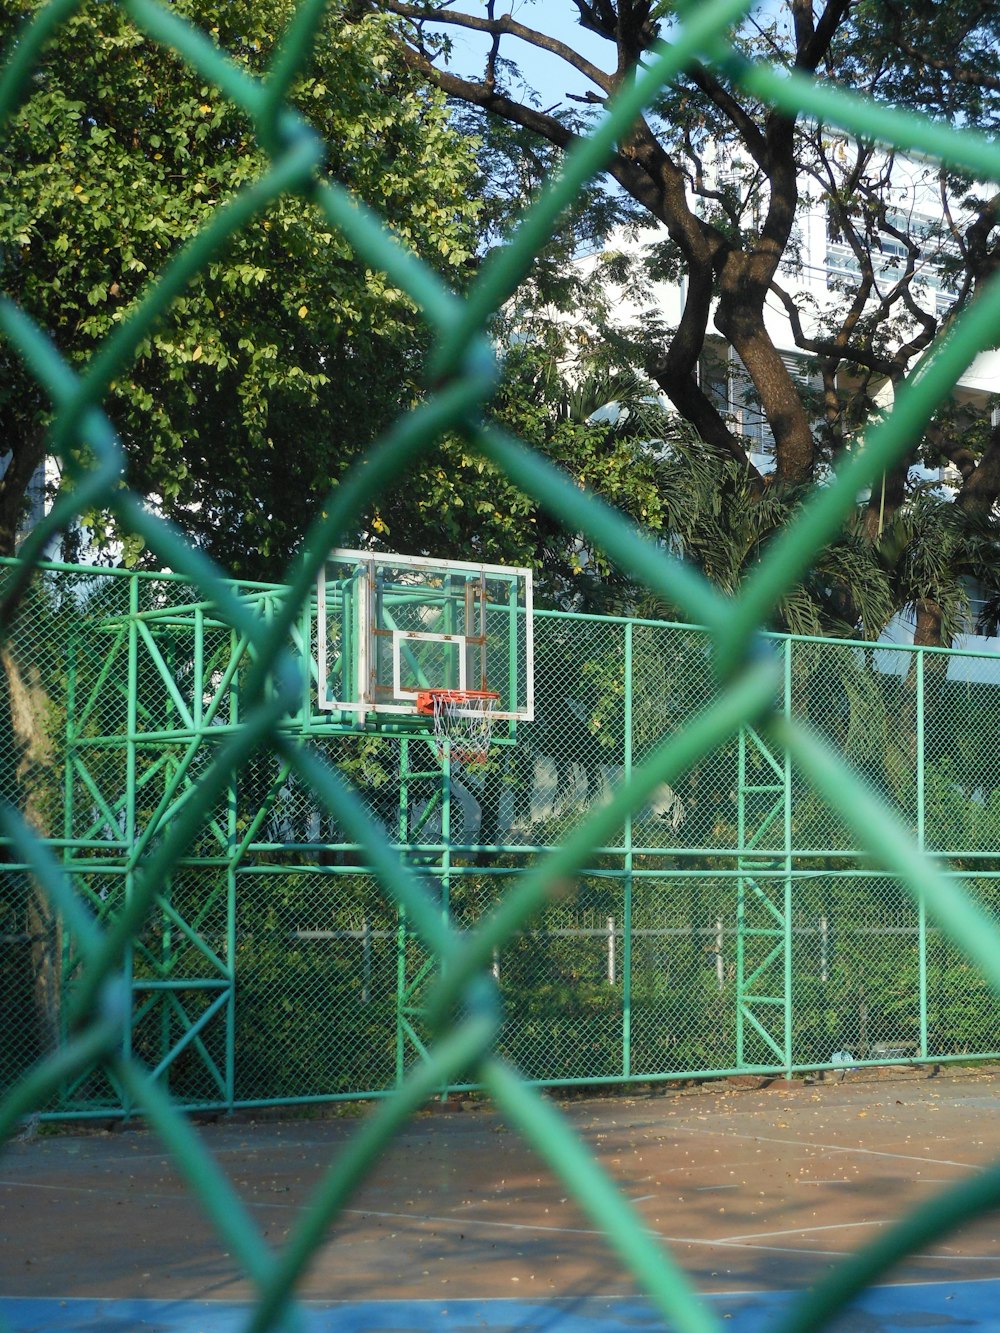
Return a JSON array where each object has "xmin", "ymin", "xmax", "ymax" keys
[{"xmin": 4, "ymin": 1281, "xmax": 1000, "ymax": 1332}]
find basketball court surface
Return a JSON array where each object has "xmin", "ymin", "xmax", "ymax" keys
[{"xmin": 3, "ymin": 1067, "xmax": 1000, "ymax": 1330}]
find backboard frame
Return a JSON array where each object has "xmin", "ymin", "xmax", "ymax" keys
[{"xmin": 316, "ymin": 549, "xmax": 533, "ymax": 731}]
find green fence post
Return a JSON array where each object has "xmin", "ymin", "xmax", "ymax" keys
[
  {"xmin": 123, "ymin": 570, "xmax": 139, "ymax": 1117},
  {"xmin": 736, "ymin": 725, "xmax": 746, "ymax": 1069},
  {"xmin": 783, "ymin": 637, "xmax": 793, "ymax": 1079},
  {"xmin": 395, "ymin": 736, "xmax": 409, "ymax": 1088},
  {"xmin": 62, "ymin": 625, "xmax": 75, "ymax": 854},
  {"xmin": 59, "ymin": 616, "xmax": 76, "ymax": 1105},
  {"xmin": 622, "ymin": 620, "xmax": 633, "ymax": 1079},
  {"xmin": 438, "ymin": 740, "xmax": 451, "ymax": 1103},
  {"xmin": 916, "ymin": 647, "xmax": 928, "ymax": 1059},
  {"xmin": 225, "ymin": 607, "xmax": 238, "ymax": 1114},
  {"xmin": 734, "ymin": 644, "xmax": 792, "ymax": 1075}
]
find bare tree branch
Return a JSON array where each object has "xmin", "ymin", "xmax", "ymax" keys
[
  {"xmin": 767, "ymin": 281, "xmax": 895, "ymax": 377},
  {"xmin": 380, "ymin": 1, "xmax": 614, "ymax": 92},
  {"xmin": 880, "ymin": 0, "xmax": 1000, "ymax": 94}
]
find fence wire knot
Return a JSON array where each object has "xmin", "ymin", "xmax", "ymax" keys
[{"xmin": 3, "ymin": 3, "xmax": 1000, "ymax": 1333}]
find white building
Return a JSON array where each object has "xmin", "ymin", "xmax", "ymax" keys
[
  {"xmin": 575, "ymin": 146, "xmax": 1000, "ymax": 649},
  {"xmin": 590, "ymin": 146, "xmax": 999, "ymax": 477}
]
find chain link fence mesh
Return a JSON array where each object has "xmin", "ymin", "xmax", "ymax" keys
[{"xmin": 6, "ymin": 2, "xmax": 1000, "ymax": 1329}]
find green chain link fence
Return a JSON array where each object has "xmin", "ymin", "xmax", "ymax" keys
[
  {"xmin": 6, "ymin": 2, "xmax": 1000, "ymax": 1330},
  {"xmin": 6, "ymin": 566, "xmax": 1000, "ymax": 1113}
]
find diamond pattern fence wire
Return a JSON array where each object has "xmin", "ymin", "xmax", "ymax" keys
[
  {"xmin": 6, "ymin": 2, "xmax": 1000, "ymax": 1331},
  {"xmin": 5, "ymin": 568, "xmax": 1000, "ymax": 1113}
]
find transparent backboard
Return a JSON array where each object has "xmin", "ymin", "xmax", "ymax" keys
[{"xmin": 316, "ymin": 550, "xmax": 533, "ymax": 729}]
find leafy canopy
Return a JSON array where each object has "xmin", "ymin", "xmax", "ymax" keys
[{"xmin": 0, "ymin": 0, "xmax": 480, "ymax": 573}]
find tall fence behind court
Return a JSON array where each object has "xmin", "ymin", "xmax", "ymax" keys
[{"xmin": 3, "ymin": 562, "xmax": 1000, "ymax": 1113}]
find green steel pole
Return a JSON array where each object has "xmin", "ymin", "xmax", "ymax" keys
[
  {"xmin": 916, "ymin": 649, "xmax": 928, "ymax": 1058},
  {"xmin": 60, "ymin": 622, "xmax": 76, "ymax": 1097},
  {"xmin": 194, "ymin": 607, "xmax": 204, "ymax": 730},
  {"xmin": 736, "ymin": 727, "xmax": 746, "ymax": 1068},
  {"xmin": 508, "ymin": 575, "xmax": 518, "ymax": 718},
  {"xmin": 783, "ymin": 638, "xmax": 793, "ymax": 1078},
  {"xmin": 439, "ymin": 737, "xmax": 451, "ymax": 1101},
  {"xmin": 123, "ymin": 572, "xmax": 139, "ymax": 1116},
  {"xmin": 441, "ymin": 738, "xmax": 451, "ymax": 912},
  {"xmin": 622, "ymin": 621, "xmax": 633, "ymax": 1078},
  {"xmin": 398, "ymin": 736, "xmax": 409, "ymax": 844},
  {"xmin": 230, "ymin": 614, "xmax": 242, "ymax": 1107},
  {"xmin": 226, "ymin": 614, "xmax": 238, "ymax": 1113},
  {"xmin": 160, "ymin": 616, "xmax": 180, "ymax": 1078},
  {"xmin": 62, "ymin": 630, "xmax": 75, "ymax": 852},
  {"xmin": 396, "ymin": 737, "xmax": 409, "ymax": 1087}
]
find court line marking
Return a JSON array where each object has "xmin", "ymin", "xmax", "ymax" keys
[
  {"xmin": 4, "ymin": 1103, "xmax": 990, "ymax": 1174},
  {"xmin": 665, "ymin": 1123, "xmax": 980, "ymax": 1172},
  {"xmin": 3, "ymin": 1181, "xmax": 999, "ymax": 1266},
  {"xmin": 717, "ymin": 1220, "xmax": 888, "ymax": 1242},
  {"xmin": 330, "ymin": 1205, "xmax": 1000, "ymax": 1265},
  {"xmin": 795, "ymin": 1178, "xmax": 956, "ymax": 1186}
]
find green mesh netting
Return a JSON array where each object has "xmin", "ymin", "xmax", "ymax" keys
[{"xmin": 5, "ymin": 2, "xmax": 1000, "ymax": 1331}]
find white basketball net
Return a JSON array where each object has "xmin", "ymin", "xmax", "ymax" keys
[{"xmin": 426, "ymin": 690, "xmax": 499, "ymax": 766}]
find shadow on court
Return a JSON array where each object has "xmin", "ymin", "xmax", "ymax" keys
[{"xmin": 3, "ymin": 1066, "xmax": 1000, "ymax": 1329}]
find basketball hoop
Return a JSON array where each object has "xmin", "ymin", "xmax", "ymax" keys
[{"xmin": 416, "ymin": 688, "xmax": 500, "ymax": 766}]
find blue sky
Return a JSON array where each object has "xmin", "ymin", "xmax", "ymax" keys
[
  {"xmin": 436, "ymin": 1, "xmax": 787, "ymax": 103},
  {"xmin": 433, "ymin": 3, "xmax": 611, "ymax": 108}
]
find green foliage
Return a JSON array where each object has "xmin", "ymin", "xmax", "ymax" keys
[
  {"xmin": 844, "ymin": 1, "xmax": 1000, "ymax": 129},
  {"xmin": 233, "ymin": 872, "xmax": 398, "ymax": 1098},
  {"xmin": 383, "ymin": 2, "xmax": 1000, "ymax": 643},
  {"xmin": 0, "ymin": 0, "xmax": 480, "ymax": 571},
  {"xmin": 371, "ymin": 345, "xmax": 673, "ymax": 607},
  {"xmin": 6, "ymin": 0, "xmax": 1000, "ymax": 1327}
]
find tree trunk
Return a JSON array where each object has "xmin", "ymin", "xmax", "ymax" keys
[
  {"xmin": 1, "ymin": 643, "xmax": 62, "ymax": 1056},
  {"xmin": 715, "ymin": 256, "xmax": 816, "ymax": 488},
  {"xmin": 956, "ymin": 433, "xmax": 1000, "ymax": 518},
  {"xmin": 913, "ymin": 598, "xmax": 946, "ymax": 649},
  {"xmin": 0, "ymin": 427, "xmax": 46, "ymax": 559}
]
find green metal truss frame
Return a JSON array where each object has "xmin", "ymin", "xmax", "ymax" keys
[{"xmin": 5, "ymin": 560, "xmax": 1000, "ymax": 1117}]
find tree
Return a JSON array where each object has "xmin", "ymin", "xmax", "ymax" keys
[
  {"xmin": 0, "ymin": 0, "xmax": 483, "ymax": 575},
  {"xmin": 0, "ymin": 0, "xmax": 486, "ymax": 1065},
  {"xmin": 364, "ymin": 0, "xmax": 1000, "ymax": 642}
]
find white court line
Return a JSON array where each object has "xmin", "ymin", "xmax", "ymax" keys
[
  {"xmin": 667, "ymin": 1123, "xmax": 980, "ymax": 1172},
  {"xmin": 333, "ymin": 1204, "xmax": 861, "ymax": 1259},
  {"xmin": 335, "ymin": 1206, "xmax": 1000, "ymax": 1265},
  {"xmin": 0, "ymin": 1179, "xmax": 784, "ymax": 1254},
  {"xmin": 718, "ymin": 1220, "xmax": 889, "ymax": 1242},
  {"xmin": 4, "ymin": 1180, "xmax": 999, "ymax": 1267},
  {"xmin": 796, "ymin": 1178, "xmax": 956, "ymax": 1186}
]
